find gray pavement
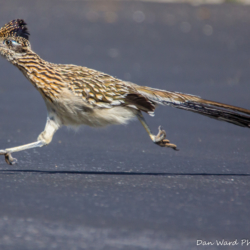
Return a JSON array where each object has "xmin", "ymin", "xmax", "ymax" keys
[{"xmin": 0, "ymin": 1, "xmax": 250, "ymax": 249}]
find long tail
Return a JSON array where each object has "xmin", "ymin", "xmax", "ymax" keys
[{"xmin": 134, "ymin": 86, "xmax": 250, "ymax": 128}]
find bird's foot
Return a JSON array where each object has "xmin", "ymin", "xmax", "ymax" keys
[
  {"xmin": 0, "ymin": 150, "xmax": 17, "ymax": 165},
  {"xmin": 153, "ymin": 126, "xmax": 179, "ymax": 151}
]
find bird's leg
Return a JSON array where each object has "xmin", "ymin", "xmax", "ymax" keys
[
  {"xmin": 136, "ymin": 112, "xmax": 178, "ymax": 150},
  {"xmin": 0, "ymin": 116, "xmax": 60, "ymax": 165}
]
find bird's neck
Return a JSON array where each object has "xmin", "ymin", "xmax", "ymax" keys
[
  {"xmin": 12, "ymin": 50, "xmax": 65, "ymax": 100},
  {"xmin": 13, "ymin": 49, "xmax": 47, "ymax": 72}
]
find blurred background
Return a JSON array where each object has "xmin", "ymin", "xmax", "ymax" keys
[{"xmin": 0, "ymin": 1, "xmax": 250, "ymax": 249}]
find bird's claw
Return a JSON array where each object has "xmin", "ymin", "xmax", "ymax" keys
[
  {"xmin": 0, "ymin": 150, "xmax": 17, "ymax": 165},
  {"xmin": 154, "ymin": 126, "xmax": 179, "ymax": 151},
  {"xmin": 155, "ymin": 126, "xmax": 167, "ymax": 142}
]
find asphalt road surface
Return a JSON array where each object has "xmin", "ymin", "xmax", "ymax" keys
[{"xmin": 0, "ymin": 1, "xmax": 250, "ymax": 250}]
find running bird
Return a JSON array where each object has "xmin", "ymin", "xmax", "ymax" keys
[{"xmin": 0, "ymin": 19, "xmax": 249, "ymax": 165}]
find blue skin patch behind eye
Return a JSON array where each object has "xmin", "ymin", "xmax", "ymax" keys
[
  {"xmin": 4, "ymin": 40, "xmax": 20, "ymax": 45},
  {"xmin": 11, "ymin": 41, "xmax": 19, "ymax": 46}
]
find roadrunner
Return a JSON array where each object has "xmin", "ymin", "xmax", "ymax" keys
[{"xmin": 0, "ymin": 19, "xmax": 250, "ymax": 165}]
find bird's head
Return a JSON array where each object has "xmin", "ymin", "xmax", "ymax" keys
[{"xmin": 0, "ymin": 19, "xmax": 31, "ymax": 62}]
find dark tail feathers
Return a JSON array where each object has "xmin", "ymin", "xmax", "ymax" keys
[
  {"xmin": 135, "ymin": 86, "xmax": 250, "ymax": 128},
  {"xmin": 172, "ymin": 99, "xmax": 250, "ymax": 128}
]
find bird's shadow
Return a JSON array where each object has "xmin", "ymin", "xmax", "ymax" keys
[{"xmin": 0, "ymin": 169, "xmax": 249, "ymax": 176}]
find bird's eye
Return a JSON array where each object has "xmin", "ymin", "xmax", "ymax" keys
[
  {"xmin": 5, "ymin": 40, "xmax": 11, "ymax": 45},
  {"xmin": 4, "ymin": 40, "xmax": 20, "ymax": 46}
]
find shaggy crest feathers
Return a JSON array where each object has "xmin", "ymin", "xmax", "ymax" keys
[{"xmin": 0, "ymin": 19, "xmax": 29, "ymax": 40}]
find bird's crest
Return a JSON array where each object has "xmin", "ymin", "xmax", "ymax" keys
[{"xmin": 0, "ymin": 19, "xmax": 30, "ymax": 40}]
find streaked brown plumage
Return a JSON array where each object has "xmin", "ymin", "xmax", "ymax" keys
[{"xmin": 0, "ymin": 19, "xmax": 249, "ymax": 165}]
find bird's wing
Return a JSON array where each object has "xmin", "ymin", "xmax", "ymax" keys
[{"xmin": 58, "ymin": 64, "xmax": 156, "ymax": 112}]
